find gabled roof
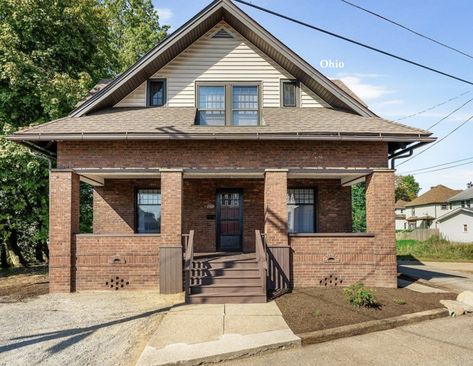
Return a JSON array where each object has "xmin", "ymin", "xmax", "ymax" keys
[
  {"xmin": 437, "ymin": 207, "xmax": 473, "ymax": 222},
  {"xmin": 9, "ymin": 107, "xmax": 433, "ymax": 142},
  {"xmin": 395, "ymin": 199, "xmax": 408, "ymax": 209},
  {"xmin": 70, "ymin": 0, "xmax": 377, "ymax": 118},
  {"xmin": 448, "ymin": 187, "xmax": 473, "ymax": 202},
  {"xmin": 405, "ymin": 185, "xmax": 461, "ymax": 207}
]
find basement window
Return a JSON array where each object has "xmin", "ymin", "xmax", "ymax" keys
[{"xmin": 136, "ymin": 189, "xmax": 161, "ymax": 233}]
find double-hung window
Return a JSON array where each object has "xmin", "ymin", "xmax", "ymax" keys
[
  {"xmin": 196, "ymin": 83, "xmax": 260, "ymax": 126},
  {"xmin": 287, "ymin": 188, "xmax": 315, "ymax": 233},
  {"xmin": 148, "ymin": 79, "xmax": 166, "ymax": 107},
  {"xmin": 136, "ymin": 189, "xmax": 161, "ymax": 233},
  {"xmin": 281, "ymin": 80, "xmax": 299, "ymax": 107}
]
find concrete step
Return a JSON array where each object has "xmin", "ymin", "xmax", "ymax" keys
[
  {"xmin": 192, "ymin": 276, "xmax": 262, "ymax": 286},
  {"xmin": 190, "ymin": 284, "xmax": 264, "ymax": 295},
  {"xmin": 186, "ymin": 292, "xmax": 267, "ymax": 304}
]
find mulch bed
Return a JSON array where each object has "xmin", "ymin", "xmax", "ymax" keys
[
  {"xmin": 276, "ymin": 287, "xmax": 456, "ymax": 334},
  {"xmin": 0, "ymin": 266, "xmax": 48, "ymax": 302}
]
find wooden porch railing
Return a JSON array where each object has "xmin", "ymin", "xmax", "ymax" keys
[
  {"xmin": 182, "ymin": 230, "xmax": 195, "ymax": 296},
  {"xmin": 255, "ymin": 230, "xmax": 268, "ymax": 294}
]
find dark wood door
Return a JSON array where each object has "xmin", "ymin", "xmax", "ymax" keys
[{"xmin": 216, "ymin": 190, "xmax": 243, "ymax": 252}]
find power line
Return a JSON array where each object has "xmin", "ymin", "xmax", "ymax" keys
[
  {"xmin": 397, "ymin": 113, "xmax": 473, "ymax": 167},
  {"xmin": 399, "ymin": 156, "xmax": 473, "ymax": 174},
  {"xmin": 427, "ymin": 97, "xmax": 473, "ymax": 130},
  {"xmin": 233, "ymin": 0, "xmax": 473, "ymax": 86},
  {"xmin": 409, "ymin": 160, "xmax": 473, "ymax": 176},
  {"xmin": 394, "ymin": 90, "xmax": 471, "ymax": 121},
  {"xmin": 341, "ymin": 0, "xmax": 473, "ymax": 60}
]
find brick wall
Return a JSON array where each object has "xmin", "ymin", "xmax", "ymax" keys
[
  {"xmin": 161, "ymin": 170, "xmax": 183, "ymax": 246},
  {"xmin": 49, "ymin": 171, "xmax": 80, "ymax": 293},
  {"xmin": 74, "ymin": 234, "xmax": 160, "ymax": 290},
  {"xmin": 264, "ymin": 171, "xmax": 288, "ymax": 246},
  {"xmin": 57, "ymin": 140, "xmax": 388, "ymax": 169}
]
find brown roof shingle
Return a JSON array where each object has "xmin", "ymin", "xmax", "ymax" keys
[
  {"xmin": 11, "ymin": 107, "xmax": 432, "ymax": 141},
  {"xmin": 405, "ymin": 185, "xmax": 462, "ymax": 207}
]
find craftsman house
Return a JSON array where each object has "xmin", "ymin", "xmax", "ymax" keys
[{"xmin": 8, "ymin": 0, "xmax": 434, "ymax": 303}]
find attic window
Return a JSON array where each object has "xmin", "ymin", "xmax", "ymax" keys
[{"xmin": 212, "ymin": 28, "xmax": 233, "ymax": 39}]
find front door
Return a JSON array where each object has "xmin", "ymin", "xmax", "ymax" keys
[{"xmin": 216, "ymin": 190, "xmax": 243, "ymax": 252}]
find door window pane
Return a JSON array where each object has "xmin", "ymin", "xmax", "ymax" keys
[
  {"xmin": 149, "ymin": 80, "xmax": 165, "ymax": 106},
  {"xmin": 232, "ymin": 86, "xmax": 259, "ymax": 126},
  {"xmin": 282, "ymin": 82, "xmax": 297, "ymax": 107},
  {"xmin": 198, "ymin": 86, "xmax": 225, "ymax": 125},
  {"xmin": 287, "ymin": 188, "xmax": 315, "ymax": 233},
  {"xmin": 137, "ymin": 189, "xmax": 161, "ymax": 233}
]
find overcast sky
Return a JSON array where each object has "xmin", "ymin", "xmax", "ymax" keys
[{"xmin": 153, "ymin": 0, "xmax": 473, "ymax": 193}]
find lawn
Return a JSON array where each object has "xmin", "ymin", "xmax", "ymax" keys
[
  {"xmin": 397, "ymin": 238, "xmax": 473, "ymax": 262},
  {"xmin": 276, "ymin": 287, "xmax": 454, "ymax": 334}
]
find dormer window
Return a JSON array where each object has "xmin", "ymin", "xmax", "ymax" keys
[
  {"xmin": 196, "ymin": 82, "xmax": 260, "ymax": 126},
  {"xmin": 148, "ymin": 79, "xmax": 166, "ymax": 107},
  {"xmin": 281, "ymin": 80, "xmax": 299, "ymax": 107}
]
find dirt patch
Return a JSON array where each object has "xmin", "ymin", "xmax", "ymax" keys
[
  {"xmin": 276, "ymin": 287, "xmax": 456, "ymax": 334},
  {"xmin": 0, "ymin": 266, "xmax": 48, "ymax": 302}
]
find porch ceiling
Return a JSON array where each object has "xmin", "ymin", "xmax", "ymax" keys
[{"xmin": 69, "ymin": 167, "xmax": 374, "ymax": 187}]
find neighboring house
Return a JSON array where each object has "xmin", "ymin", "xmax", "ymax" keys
[
  {"xmin": 405, "ymin": 185, "xmax": 461, "ymax": 229},
  {"xmin": 8, "ymin": 0, "xmax": 434, "ymax": 303},
  {"xmin": 437, "ymin": 187, "xmax": 473, "ymax": 242},
  {"xmin": 395, "ymin": 199, "xmax": 408, "ymax": 230}
]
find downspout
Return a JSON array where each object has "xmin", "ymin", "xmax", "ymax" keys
[{"xmin": 388, "ymin": 141, "xmax": 431, "ymax": 169}]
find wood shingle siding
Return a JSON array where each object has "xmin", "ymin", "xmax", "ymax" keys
[{"xmin": 115, "ymin": 22, "xmax": 326, "ymax": 108}]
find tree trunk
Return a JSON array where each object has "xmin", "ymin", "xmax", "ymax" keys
[
  {"xmin": 35, "ymin": 240, "xmax": 49, "ymax": 263},
  {"xmin": 5, "ymin": 230, "xmax": 28, "ymax": 267},
  {"xmin": 0, "ymin": 241, "xmax": 9, "ymax": 268}
]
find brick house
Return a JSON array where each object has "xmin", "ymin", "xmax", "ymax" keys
[{"xmin": 8, "ymin": 0, "xmax": 434, "ymax": 303}]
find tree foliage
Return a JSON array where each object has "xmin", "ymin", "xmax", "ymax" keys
[
  {"xmin": 395, "ymin": 175, "xmax": 420, "ymax": 202},
  {"xmin": 352, "ymin": 183, "xmax": 366, "ymax": 232},
  {"xmin": 0, "ymin": 0, "xmax": 169, "ymax": 267}
]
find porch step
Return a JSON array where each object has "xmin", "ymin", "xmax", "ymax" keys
[{"xmin": 186, "ymin": 252, "xmax": 266, "ymax": 304}]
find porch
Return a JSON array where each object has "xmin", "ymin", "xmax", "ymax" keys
[{"xmin": 49, "ymin": 167, "xmax": 396, "ymax": 302}]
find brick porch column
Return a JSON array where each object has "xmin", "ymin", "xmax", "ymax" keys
[
  {"xmin": 160, "ymin": 169, "xmax": 183, "ymax": 293},
  {"xmin": 366, "ymin": 169, "xmax": 397, "ymax": 287},
  {"xmin": 49, "ymin": 170, "xmax": 80, "ymax": 293},
  {"xmin": 264, "ymin": 169, "xmax": 288, "ymax": 245}
]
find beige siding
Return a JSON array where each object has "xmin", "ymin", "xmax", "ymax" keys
[{"xmin": 115, "ymin": 22, "xmax": 327, "ymax": 108}]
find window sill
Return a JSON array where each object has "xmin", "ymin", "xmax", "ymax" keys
[{"xmin": 289, "ymin": 232, "xmax": 375, "ymax": 238}]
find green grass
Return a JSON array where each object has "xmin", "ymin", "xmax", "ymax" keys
[{"xmin": 396, "ymin": 237, "xmax": 473, "ymax": 262}]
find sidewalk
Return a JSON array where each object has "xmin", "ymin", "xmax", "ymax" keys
[
  {"xmin": 398, "ymin": 261, "xmax": 473, "ymax": 293},
  {"xmin": 136, "ymin": 302, "xmax": 300, "ymax": 366}
]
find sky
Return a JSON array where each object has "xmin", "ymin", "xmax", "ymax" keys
[{"xmin": 152, "ymin": 0, "xmax": 473, "ymax": 193}]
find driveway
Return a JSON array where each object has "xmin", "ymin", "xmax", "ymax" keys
[
  {"xmin": 398, "ymin": 261, "xmax": 473, "ymax": 293},
  {"xmin": 222, "ymin": 315, "xmax": 473, "ymax": 366},
  {"xmin": 0, "ymin": 291, "xmax": 183, "ymax": 366}
]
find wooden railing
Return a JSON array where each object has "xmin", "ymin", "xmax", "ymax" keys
[
  {"xmin": 255, "ymin": 230, "xmax": 268, "ymax": 294},
  {"xmin": 183, "ymin": 230, "xmax": 195, "ymax": 296}
]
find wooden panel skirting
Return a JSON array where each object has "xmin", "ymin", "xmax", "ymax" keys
[{"xmin": 160, "ymin": 246, "xmax": 183, "ymax": 294}]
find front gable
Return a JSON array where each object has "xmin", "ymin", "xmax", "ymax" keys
[{"xmin": 115, "ymin": 22, "xmax": 327, "ymax": 108}]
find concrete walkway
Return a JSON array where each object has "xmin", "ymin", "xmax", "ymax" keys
[
  {"xmin": 398, "ymin": 261, "xmax": 473, "ymax": 293},
  {"xmin": 136, "ymin": 302, "xmax": 300, "ymax": 365},
  {"xmin": 222, "ymin": 315, "xmax": 473, "ymax": 366}
]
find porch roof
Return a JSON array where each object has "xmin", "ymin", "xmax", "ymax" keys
[{"xmin": 66, "ymin": 167, "xmax": 376, "ymax": 187}]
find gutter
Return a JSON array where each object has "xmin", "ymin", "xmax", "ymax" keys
[
  {"xmin": 7, "ymin": 132, "xmax": 436, "ymax": 143},
  {"xmin": 388, "ymin": 141, "xmax": 432, "ymax": 169}
]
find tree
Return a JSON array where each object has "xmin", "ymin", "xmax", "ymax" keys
[
  {"xmin": 0, "ymin": 0, "xmax": 169, "ymax": 267},
  {"xmin": 395, "ymin": 175, "xmax": 420, "ymax": 202},
  {"xmin": 352, "ymin": 183, "xmax": 366, "ymax": 232},
  {"xmin": 104, "ymin": 0, "xmax": 169, "ymax": 73}
]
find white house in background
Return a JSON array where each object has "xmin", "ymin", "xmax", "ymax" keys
[
  {"xmin": 405, "ymin": 185, "xmax": 461, "ymax": 229},
  {"xmin": 437, "ymin": 187, "xmax": 473, "ymax": 243},
  {"xmin": 395, "ymin": 199, "xmax": 408, "ymax": 230}
]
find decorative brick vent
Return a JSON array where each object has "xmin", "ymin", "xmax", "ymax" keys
[
  {"xmin": 105, "ymin": 277, "xmax": 130, "ymax": 290},
  {"xmin": 319, "ymin": 274, "xmax": 343, "ymax": 287}
]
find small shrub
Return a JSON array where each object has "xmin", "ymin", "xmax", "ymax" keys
[
  {"xmin": 344, "ymin": 283, "xmax": 379, "ymax": 308},
  {"xmin": 393, "ymin": 298, "xmax": 406, "ymax": 305}
]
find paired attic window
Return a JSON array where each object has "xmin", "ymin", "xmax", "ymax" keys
[
  {"xmin": 148, "ymin": 79, "xmax": 166, "ymax": 107},
  {"xmin": 212, "ymin": 28, "xmax": 233, "ymax": 39},
  {"xmin": 281, "ymin": 80, "xmax": 299, "ymax": 107},
  {"xmin": 196, "ymin": 82, "xmax": 260, "ymax": 126}
]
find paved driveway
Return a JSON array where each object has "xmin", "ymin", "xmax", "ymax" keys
[
  {"xmin": 223, "ymin": 315, "xmax": 473, "ymax": 366},
  {"xmin": 398, "ymin": 261, "xmax": 473, "ymax": 293},
  {"xmin": 0, "ymin": 291, "xmax": 182, "ymax": 366}
]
